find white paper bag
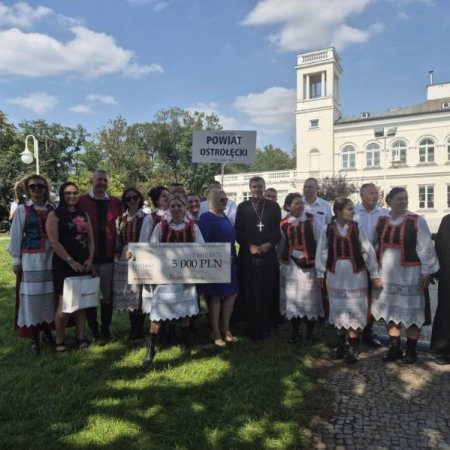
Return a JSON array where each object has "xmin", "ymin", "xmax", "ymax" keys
[{"xmin": 62, "ymin": 276, "xmax": 100, "ymax": 313}]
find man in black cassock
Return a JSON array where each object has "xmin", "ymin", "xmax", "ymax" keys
[
  {"xmin": 431, "ymin": 214, "xmax": 450, "ymax": 365},
  {"xmin": 235, "ymin": 176, "xmax": 281, "ymax": 339}
]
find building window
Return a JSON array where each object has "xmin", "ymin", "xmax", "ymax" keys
[
  {"xmin": 447, "ymin": 138, "xmax": 450, "ymax": 161},
  {"xmin": 419, "ymin": 185, "xmax": 434, "ymax": 209},
  {"xmin": 447, "ymin": 185, "xmax": 450, "ymax": 206},
  {"xmin": 366, "ymin": 143, "xmax": 380, "ymax": 167},
  {"xmin": 341, "ymin": 145, "xmax": 356, "ymax": 169},
  {"xmin": 309, "ymin": 73, "xmax": 325, "ymax": 98},
  {"xmin": 391, "ymin": 140, "xmax": 407, "ymax": 165},
  {"xmin": 226, "ymin": 192, "xmax": 237, "ymax": 201},
  {"xmin": 309, "ymin": 149, "xmax": 320, "ymax": 172},
  {"xmin": 309, "ymin": 119, "xmax": 319, "ymax": 129},
  {"xmin": 419, "ymin": 138, "xmax": 435, "ymax": 163},
  {"xmin": 242, "ymin": 192, "xmax": 250, "ymax": 201}
]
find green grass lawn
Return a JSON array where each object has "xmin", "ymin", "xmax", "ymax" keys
[{"xmin": 0, "ymin": 238, "xmax": 331, "ymax": 450}]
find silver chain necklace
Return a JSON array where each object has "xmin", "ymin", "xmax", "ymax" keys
[{"xmin": 251, "ymin": 199, "xmax": 265, "ymax": 232}]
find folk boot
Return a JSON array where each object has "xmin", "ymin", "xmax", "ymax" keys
[
  {"xmin": 331, "ymin": 334, "xmax": 347, "ymax": 360},
  {"xmin": 180, "ymin": 327, "xmax": 191, "ymax": 355},
  {"xmin": 383, "ymin": 336, "xmax": 403, "ymax": 362},
  {"xmin": 402, "ymin": 338, "xmax": 418, "ymax": 364},
  {"xmin": 143, "ymin": 333, "xmax": 157, "ymax": 367}
]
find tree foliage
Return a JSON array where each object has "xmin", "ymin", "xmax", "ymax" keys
[{"xmin": 319, "ymin": 175, "xmax": 358, "ymax": 202}]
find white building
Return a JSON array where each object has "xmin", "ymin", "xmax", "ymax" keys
[{"xmin": 221, "ymin": 47, "xmax": 450, "ymax": 231}]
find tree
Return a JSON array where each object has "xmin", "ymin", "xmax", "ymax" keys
[
  {"xmin": 153, "ymin": 108, "xmax": 222, "ymax": 194},
  {"xmin": 18, "ymin": 120, "xmax": 87, "ymax": 189},
  {"xmin": 0, "ymin": 111, "xmax": 22, "ymax": 206},
  {"xmin": 224, "ymin": 144, "xmax": 295, "ymax": 174},
  {"xmin": 319, "ymin": 175, "xmax": 358, "ymax": 202}
]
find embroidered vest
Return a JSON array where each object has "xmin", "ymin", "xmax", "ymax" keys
[
  {"xmin": 279, "ymin": 213, "xmax": 316, "ymax": 265},
  {"xmin": 152, "ymin": 211, "xmax": 166, "ymax": 226},
  {"xmin": 375, "ymin": 215, "xmax": 420, "ymax": 266},
  {"xmin": 21, "ymin": 204, "xmax": 52, "ymax": 253},
  {"xmin": 118, "ymin": 212, "xmax": 146, "ymax": 246},
  {"xmin": 326, "ymin": 221, "xmax": 365, "ymax": 273},
  {"xmin": 160, "ymin": 220, "xmax": 196, "ymax": 243}
]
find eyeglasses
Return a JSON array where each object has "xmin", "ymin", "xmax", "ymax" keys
[
  {"xmin": 125, "ymin": 195, "xmax": 139, "ymax": 202},
  {"xmin": 64, "ymin": 191, "xmax": 79, "ymax": 197},
  {"xmin": 28, "ymin": 183, "xmax": 46, "ymax": 191}
]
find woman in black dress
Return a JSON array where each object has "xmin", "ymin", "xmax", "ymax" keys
[{"xmin": 46, "ymin": 182, "xmax": 95, "ymax": 351}]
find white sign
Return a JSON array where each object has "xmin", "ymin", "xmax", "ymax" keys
[
  {"xmin": 128, "ymin": 242, "xmax": 231, "ymax": 284},
  {"xmin": 192, "ymin": 130, "xmax": 257, "ymax": 164}
]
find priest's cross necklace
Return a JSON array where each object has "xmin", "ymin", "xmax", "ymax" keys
[{"xmin": 251, "ymin": 199, "xmax": 265, "ymax": 232}]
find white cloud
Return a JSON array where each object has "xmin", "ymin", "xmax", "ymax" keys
[
  {"xmin": 127, "ymin": 0, "xmax": 170, "ymax": 10},
  {"xmin": 242, "ymin": 0, "xmax": 382, "ymax": 51},
  {"xmin": 233, "ymin": 87, "xmax": 295, "ymax": 135},
  {"xmin": 0, "ymin": 26, "xmax": 163, "ymax": 78},
  {"xmin": 8, "ymin": 91, "xmax": 58, "ymax": 114},
  {"xmin": 86, "ymin": 94, "xmax": 117, "ymax": 105},
  {"xmin": 69, "ymin": 104, "xmax": 92, "ymax": 114},
  {"xmin": 187, "ymin": 102, "xmax": 240, "ymax": 130},
  {"xmin": 0, "ymin": 2, "xmax": 52, "ymax": 29}
]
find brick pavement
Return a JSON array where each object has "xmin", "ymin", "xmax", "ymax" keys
[{"xmin": 310, "ymin": 346, "xmax": 450, "ymax": 449}]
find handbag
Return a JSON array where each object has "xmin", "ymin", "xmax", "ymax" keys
[{"xmin": 62, "ymin": 275, "xmax": 100, "ymax": 313}]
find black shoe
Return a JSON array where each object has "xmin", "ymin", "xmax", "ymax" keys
[
  {"xmin": 382, "ymin": 346, "xmax": 403, "ymax": 363},
  {"xmin": 435, "ymin": 355, "xmax": 450, "ymax": 365},
  {"xmin": 331, "ymin": 345, "xmax": 346, "ymax": 360},
  {"xmin": 87, "ymin": 327, "xmax": 99, "ymax": 343},
  {"xmin": 101, "ymin": 327, "xmax": 116, "ymax": 342},
  {"xmin": 143, "ymin": 334, "xmax": 157, "ymax": 367},
  {"xmin": 344, "ymin": 345, "xmax": 359, "ymax": 364},
  {"xmin": 288, "ymin": 333, "xmax": 302, "ymax": 344},
  {"xmin": 362, "ymin": 333, "xmax": 382, "ymax": 348},
  {"xmin": 30, "ymin": 339, "xmax": 41, "ymax": 355},
  {"xmin": 41, "ymin": 330, "xmax": 54, "ymax": 345},
  {"xmin": 402, "ymin": 349, "xmax": 417, "ymax": 365}
]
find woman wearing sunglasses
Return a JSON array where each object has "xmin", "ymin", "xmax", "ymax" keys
[
  {"xmin": 9, "ymin": 174, "xmax": 56, "ymax": 354},
  {"xmin": 113, "ymin": 188, "xmax": 153, "ymax": 340},
  {"xmin": 46, "ymin": 182, "xmax": 95, "ymax": 352}
]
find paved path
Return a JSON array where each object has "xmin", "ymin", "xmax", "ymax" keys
[{"xmin": 310, "ymin": 347, "xmax": 450, "ymax": 449}]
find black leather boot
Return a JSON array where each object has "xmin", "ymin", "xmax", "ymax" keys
[
  {"xmin": 128, "ymin": 313, "xmax": 138, "ymax": 341},
  {"xmin": 331, "ymin": 334, "xmax": 347, "ymax": 360},
  {"xmin": 304, "ymin": 320, "xmax": 315, "ymax": 347},
  {"xmin": 30, "ymin": 335, "xmax": 41, "ymax": 355},
  {"xmin": 344, "ymin": 337, "xmax": 359, "ymax": 364},
  {"xmin": 383, "ymin": 336, "xmax": 403, "ymax": 362},
  {"xmin": 143, "ymin": 333, "xmax": 157, "ymax": 367},
  {"xmin": 402, "ymin": 338, "xmax": 418, "ymax": 364},
  {"xmin": 41, "ymin": 329, "xmax": 54, "ymax": 345},
  {"xmin": 180, "ymin": 327, "xmax": 191, "ymax": 355},
  {"xmin": 288, "ymin": 318, "xmax": 301, "ymax": 343}
]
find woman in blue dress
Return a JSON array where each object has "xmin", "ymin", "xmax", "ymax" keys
[{"xmin": 199, "ymin": 189, "xmax": 238, "ymax": 347}]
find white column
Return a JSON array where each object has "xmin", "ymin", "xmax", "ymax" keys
[
  {"xmin": 321, "ymin": 71, "xmax": 325, "ymax": 97},
  {"xmin": 305, "ymin": 75, "xmax": 310, "ymax": 100}
]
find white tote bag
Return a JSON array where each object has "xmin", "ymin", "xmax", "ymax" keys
[{"xmin": 62, "ymin": 276, "xmax": 101, "ymax": 313}]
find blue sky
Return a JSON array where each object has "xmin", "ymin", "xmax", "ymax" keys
[{"xmin": 0, "ymin": 0, "xmax": 449, "ymax": 152}]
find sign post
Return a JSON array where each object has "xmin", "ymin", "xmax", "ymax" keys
[{"xmin": 192, "ymin": 130, "xmax": 257, "ymax": 165}]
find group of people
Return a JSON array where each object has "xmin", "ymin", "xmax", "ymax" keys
[{"xmin": 8, "ymin": 170, "xmax": 450, "ymax": 368}]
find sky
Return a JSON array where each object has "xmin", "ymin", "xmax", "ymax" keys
[{"xmin": 0, "ymin": 0, "xmax": 449, "ymax": 152}]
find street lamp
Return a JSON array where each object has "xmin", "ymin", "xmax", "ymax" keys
[
  {"xmin": 374, "ymin": 127, "xmax": 398, "ymax": 194},
  {"xmin": 21, "ymin": 135, "xmax": 40, "ymax": 174}
]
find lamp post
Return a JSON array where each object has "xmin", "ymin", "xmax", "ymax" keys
[
  {"xmin": 374, "ymin": 127, "xmax": 398, "ymax": 195},
  {"xmin": 21, "ymin": 135, "xmax": 40, "ymax": 174}
]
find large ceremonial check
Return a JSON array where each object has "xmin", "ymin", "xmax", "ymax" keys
[{"xmin": 128, "ymin": 243, "xmax": 231, "ymax": 284}]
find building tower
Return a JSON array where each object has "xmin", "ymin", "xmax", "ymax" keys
[{"xmin": 295, "ymin": 48, "xmax": 342, "ymax": 176}]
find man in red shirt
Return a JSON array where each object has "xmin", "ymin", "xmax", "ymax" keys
[{"xmin": 78, "ymin": 170, "xmax": 122, "ymax": 340}]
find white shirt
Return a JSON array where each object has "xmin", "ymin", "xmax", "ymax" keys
[
  {"xmin": 199, "ymin": 199, "xmax": 237, "ymax": 225},
  {"xmin": 303, "ymin": 196, "xmax": 333, "ymax": 228},
  {"xmin": 353, "ymin": 204, "xmax": 390, "ymax": 242}
]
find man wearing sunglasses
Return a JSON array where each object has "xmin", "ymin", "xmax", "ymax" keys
[{"xmin": 78, "ymin": 170, "xmax": 122, "ymax": 341}]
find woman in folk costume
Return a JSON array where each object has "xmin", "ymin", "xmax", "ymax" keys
[
  {"xmin": 8, "ymin": 174, "xmax": 56, "ymax": 354},
  {"xmin": 143, "ymin": 194, "xmax": 204, "ymax": 367},
  {"xmin": 148, "ymin": 185, "xmax": 170, "ymax": 226},
  {"xmin": 113, "ymin": 188, "xmax": 153, "ymax": 340},
  {"xmin": 372, "ymin": 187, "xmax": 439, "ymax": 364},
  {"xmin": 278, "ymin": 193, "xmax": 324, "ymax": 346},
  {"xmin": 316, "ymin": 197, "xmax": 381, "ymax": 363}
]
